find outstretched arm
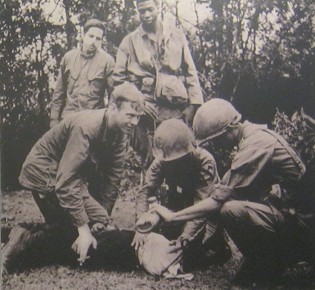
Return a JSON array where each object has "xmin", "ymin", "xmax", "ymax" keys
[{"xmin": 152, "ymin": 197, "xmax": 221, "ymax": 222}]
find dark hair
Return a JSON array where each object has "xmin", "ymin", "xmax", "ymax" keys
[
  {"xmin": 83, "ymin": 18, "xmax": 105, "ymax": 34},
  {"xmin": 136, "ymin": 0, "xmax": 159, "ymax": 7},
  {"xmin": 110, "ymin": 82, "xmax": 145, "ymax": 112}
]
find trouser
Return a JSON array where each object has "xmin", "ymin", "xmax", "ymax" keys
[
  {"xmin": 220, "ymin": 200, "xmax": 315, "ymax": 277},
  {"xmin": 32, "ymin": 184, "xmax": 109, "ymax": 226}
]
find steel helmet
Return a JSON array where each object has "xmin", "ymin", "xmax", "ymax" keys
[
  {"xmin": 193, "ymin": 98, "xmax": 241, "ymax": 145},
  {"xmin": 153, "ymin": 119, "xmax": 195, "ymax": 161}
]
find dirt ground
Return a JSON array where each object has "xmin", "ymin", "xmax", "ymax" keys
[{"xmin": 1, "ymin": 181, "xmax": 315, "ymax": 289}]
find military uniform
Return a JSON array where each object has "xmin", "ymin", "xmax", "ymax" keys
[
  {"xmin": 137, "ymin": 147, "xmax": 227, "ymax": 269},
  {"xmin": 210, "ymin": 121, "xmax": 312, "ymax": 282},
  {"xmin": 50, "ymin": 48, "xmax": 115, "ymax": 126},
  {"xmin": 113, "ymin": 22, "xmax": 203, "ymax": 165},
  {"xmin": 19, "ymin": 109, "xmax": 128, "ymax": 227},
  {"xmin": 113, "ymin": 22, "xmax": 203, "ymax": 119}
]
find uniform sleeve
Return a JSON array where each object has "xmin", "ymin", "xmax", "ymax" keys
[
  {"xmin": 136, "ymin": 159, "xmax": 164, "ymax": 221},
  {"xmin": 112, "ymin": 37, "xmax": 130, "ymax": 86},
  {"xmin": 104, "ymin": 55, "xmax": 115, "ymax": 96},
  {"xmin": 50, "ymin": 56, "xmax": 67, "ymax": 125},
  {"xmin": 180, "ymin": 32, "xmax": 203, "ymax": 105},
  {"xmin": 210, "ymin": 141, "xmax": 274, "ymax": 202},
  {"xmin": 180, "ymin": 153, "xmax": 218, "ymax": 240},
  {"xmin": 99, "ymin": 134, "xmax": 128, "ymax": 215},
  {"xmin": 55, "ymin": 125, "xmax": 91, "ymax": 227}
]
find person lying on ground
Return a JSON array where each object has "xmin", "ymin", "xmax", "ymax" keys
[{"xmin": 2, "ymin": 222, "xmax": 186, "ymax": 279}]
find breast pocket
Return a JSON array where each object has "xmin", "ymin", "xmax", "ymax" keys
[{"xmin": 88, "ymin": 70, "xmax": 105, "ymax": 100}]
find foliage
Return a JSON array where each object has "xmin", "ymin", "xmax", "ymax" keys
[
  {"xmin": 1, "ymin": 0, "xmax": 315, "ymax": 189},
  {"xmin": 273, "ymin": 108, "xmax": 315, "ymax": 166},
  {"xmin": 190, "ymin": 0, "xmax": 315, "ymax": 122}
]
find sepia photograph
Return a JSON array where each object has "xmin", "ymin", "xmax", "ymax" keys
[{"xmin": 1, "ymin": 0, "xmax": 315, "ymax": 289}]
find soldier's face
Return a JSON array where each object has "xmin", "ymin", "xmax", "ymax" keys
[
  {"xmin": 212, "ymin": 131, "xmax": 236, "ymax": 150},
  {"xmin": 82, "ymin": 27, "xmax": 103, "ymax": 54},
  {"xmin": 137, "ymin": 0, "xmax": 158, "ymax": 26},
  {"xmin": 114, "ymin": 102, "xmax": 142, "ymax": 134}
]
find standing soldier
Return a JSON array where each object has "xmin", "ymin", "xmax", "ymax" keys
[
  {"xmin": 113, "ymin": 0, "xmax": 203, "ymax": 167},
  {"xmin": 153, "ymin": 99, "xmax": 314, "ymax": 286},
  {"xmin": 50, "ymin": 18, "xmax": 115, "ymax": 128}
]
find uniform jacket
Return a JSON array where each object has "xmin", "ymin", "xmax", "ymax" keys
[
  {"xmin": 51, "ymin": 48, "xmax": 115, "ymax": 122},
  {"xmin": 211, "ymin": 121, "xmax": 306, "ymax": 208},
  {"xmin": 19, "ymin": 109, "xmax": 128, "ymax": 227},
  {"xmin": 136, "ymin": 147, "xmax": 220, "ymax": 240},
  {"xmin": 113, "ymin": 22, "xmax": 203, "ymax": 106}
]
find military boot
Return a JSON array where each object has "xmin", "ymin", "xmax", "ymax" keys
[{"xmin": 2, "ymin": 225, "xmax": 31, "ymax": 275}]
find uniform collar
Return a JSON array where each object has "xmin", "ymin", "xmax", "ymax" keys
[
  {"xmin": 100, "ymin": 110, "xmax": 121, "ymax": 144},
  {"xmin": 80, "ymin": 44, "xmax": 98, "ymax": 59},
  {"xmin": 238, "ymin": 121, "xmax": 268, "ymax": 143}
]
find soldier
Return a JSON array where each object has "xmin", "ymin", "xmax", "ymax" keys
[
  {"xmin": 1, "ymin": 119, "xmax": 228, "ymax": 276},
  {"xmin": 50, "ymin": 18, "xmax": 115, "ymax": 128},
  {"xmin": 10, "ymin": 83, "xmax": 144, "ymax": 270},
  {"xmin": 153, "ymin": 99, "xmax": 314, "ymax": 286},
  {"xmin": 113, "ymin": 0, "xmax": 203, "ymax": 167},
  {"xmin": 133, "ymin": 119, "xmax": 231, "ymax": 270}
]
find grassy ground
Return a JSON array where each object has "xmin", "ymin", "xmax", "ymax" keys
[{"xmin": 2, "ymin": 189, "xmax": 315, "ymax": 290}]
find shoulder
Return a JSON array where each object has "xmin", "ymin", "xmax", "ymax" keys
[
  {"xmin": 119, "ymin": 28, "xmax": 141, "ymax": 46},
  {"xmin": 67, "ymin": 109, "xmax": 105, "ymax": 137},
  {"xmin": 231, "ymin": 123, "xmax": 276, "ymax": 169},
  {"xmin": 240, "ymin": 122, "xmax": 277, "ymax": 150},
  {"xmin": 193, "ymin": 147, "xmax": 216, "ymax": 164},
  {"xmin": 163, "ymin": 23, "xmax": 186, "ymax": 40},
  {"xmin": 96, "ymin": 49, "xmax": 115, "ymax": 63},
  {"xmin": 63, "ymin": 48, "xmax": 80, "ymax": 61}
]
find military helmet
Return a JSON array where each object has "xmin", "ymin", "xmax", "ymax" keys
[
  {"xmin": 153, "ymin": 119, "xmax": 195, "ymax": 161},
  {"xmin": 193, "ymin": 98, "xmax": 241, "ymax": 145}
]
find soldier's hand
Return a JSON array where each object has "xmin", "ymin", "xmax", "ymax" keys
[
  {"xmin": 131, "ymin": 232, "xmax": 148, "ymax": 251},
  {"xmin": 168, "ymin": 239, "xmax": 182, "ymax": 253},
  {"xmin": 91, "ymin": 222, "xmax": 106, "ymax": 235},
  {"xmin": 144, "ymin": 100, "xmax": 158, "ymax": 120},
  {"xmin": 71, "ymin": 224, "xmax": 97, "ymax": 266},
  {"xmin": 182, "ymin": 104, "xmax": 199, "ymax": 127},
  {"xmin": 151, "ymin": 204, "xmax": 175, "ymax": 222}
]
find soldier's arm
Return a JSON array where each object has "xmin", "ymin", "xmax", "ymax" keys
[
  {"xmin": 55, "ymin": 124, "xmax": 92, "ymax": 227},
  {"xmin": 104, "ymin": 55, "xmax": 115, "ymax": 99},
  {"xmin": 112, "ymin": 37, "xmax": 130, "ymax": 86},
  {"xmin": 180, "ymin": 153, "xmax": 219, "ymax": 240},
  {"xmin": 180, "ymin": 31, "xmax": 203, "ymax": 106},
  {"xmin": 98, "ymin": 134, "xmax": 128, "ymax": 215},
  {"xmin": 136, "ymin": 159, "xmax": 164, "ymax": 221},
  {"xmin": 50, "ymin": 57, "xmax": 67, "ymax": 128}
]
